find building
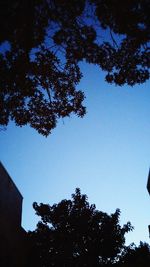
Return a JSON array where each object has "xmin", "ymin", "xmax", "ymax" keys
[
  {"xmin": 147, "ymin": 169, "xmax": 150, "ymax": 237},
  {"xmin": 0, "ymin": 162, "xmax": 27, "ymax": 267},
  {"xmin": 147, "ymin": 169, "xmax": 150, "ymax": 195}
]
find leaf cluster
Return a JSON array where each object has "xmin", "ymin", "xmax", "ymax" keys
[{"xmin": 0, "ymin": 1, "xmax": 149, "ymax": 135}]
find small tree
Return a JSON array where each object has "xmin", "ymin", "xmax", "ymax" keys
[{"xmin": 28, "ymin": 188, "xmax": 133, "ymax": 267}]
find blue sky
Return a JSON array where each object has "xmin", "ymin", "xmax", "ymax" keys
[{"xmin": 1, "ymin": 63, "xmax": 150, "ymax": 245}]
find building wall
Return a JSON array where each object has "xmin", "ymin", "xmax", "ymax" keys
[
  {"xmin": 0, "ymin": 162, "xmax": 27, "ymax": 267},
  {"xmin": 0, "ymin": 162, "xmax": 23, "ymax": 228}
]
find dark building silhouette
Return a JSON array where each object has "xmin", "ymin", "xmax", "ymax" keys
[
  {"xmin": 147, "ymin": 169, "xmax": 150, "ymax": 195},
  {"xmin": 0, "ymin": 162, "xmax": 27, "ymax": 267},
  {"xmin": 147, "ymin": 169, "xmax": 150, "ymax": 237}
]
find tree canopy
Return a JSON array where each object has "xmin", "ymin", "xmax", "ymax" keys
[
  {"xmin": 0, "ymin": 0, "xmax": 149, "ymax": 135},
  {"xmin": 28, "ymin": 188, "xmax": 133, "ymax": 267},
  {"xmin": 118, "ymin": 242, "xmax": 150, "ymax": 267}
]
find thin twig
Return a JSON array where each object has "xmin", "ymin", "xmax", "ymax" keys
[{"xmin": 109, "ymin": 29, "xmax": 118, "ymax": 48}]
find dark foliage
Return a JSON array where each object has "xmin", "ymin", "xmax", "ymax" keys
[
  {"xmin": 28, "ymin": 188, "xmax": 133, "ymax": 267},
  {"xmin": 118, "ymin": 242, "xmax": 150, "ymax": 267},
  {"xmin": 0, "ymin": 1, "xmax": 149, "ymax": 135}
]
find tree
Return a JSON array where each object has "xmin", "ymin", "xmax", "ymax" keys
[
  {"xmin": 118, "ymin": 242, "xmax": 150, "ymax": 267},
  {"xmin": 0, "ymin": 1, "xmax": 149, "ymax": 135},
  {"xmin": 28, "ymin": 188, "xmax": 133, "ymax": 267}
]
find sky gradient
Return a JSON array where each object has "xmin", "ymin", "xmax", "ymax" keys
[{"xmin": 1, "ymin": 63, "xmax": 150, "ymax": 245}]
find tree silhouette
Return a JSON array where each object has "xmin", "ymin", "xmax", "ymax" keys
[
  {"xmin": 28, "ymin": 188, "xmax": 133, "ymax": 267},
  {"xmin": 118, "ymin": 242, "xmax": 150, "ymax": 267},
  {"xmin": 0, "ymin": 1, "xmax": 149, "ymax": 135}
]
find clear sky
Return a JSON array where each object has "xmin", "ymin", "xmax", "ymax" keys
[{"xmin": 0, "ymin": 63, "xmax": 150, "ymax": 245}]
